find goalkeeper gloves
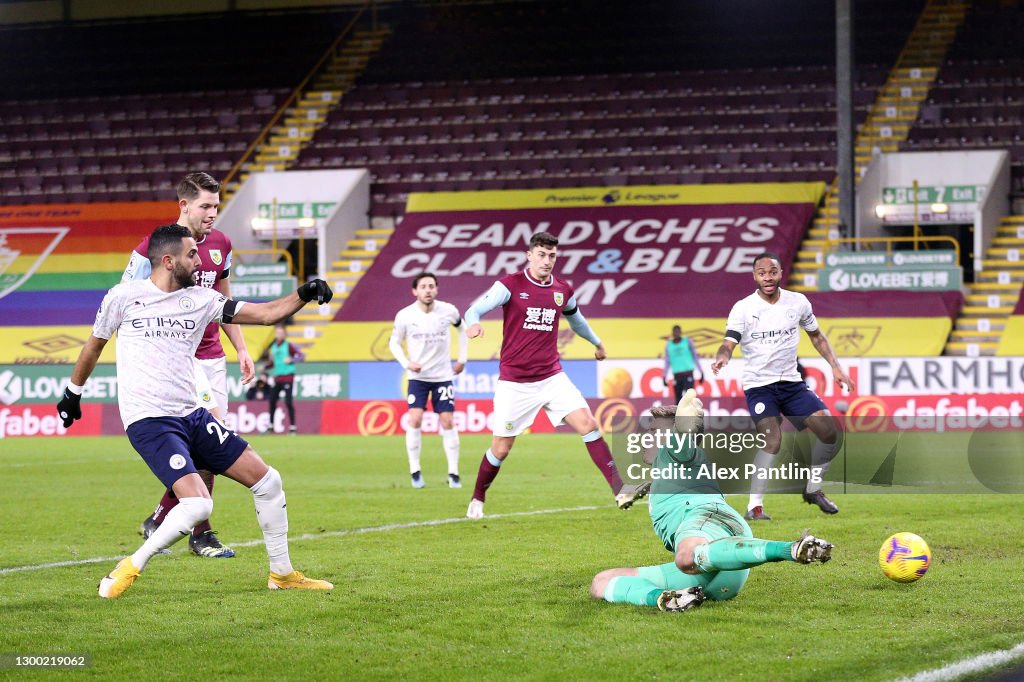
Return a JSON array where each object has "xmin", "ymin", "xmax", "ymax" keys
[
  {"xmin": 297, "ymin": 279, "xmax": 333, "ymax": 305},
  {"xmin": 57, "ymin": 387, "xmax": 82, "ymax": 428}
]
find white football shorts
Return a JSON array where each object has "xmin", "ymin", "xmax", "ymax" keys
[
  {"xmin": 492, "ymin": 371, "xmax": 588, "ymax": 437},
  {"xmin": 195, "ymin": 356, "xmax": 228, "ymax": 412}
]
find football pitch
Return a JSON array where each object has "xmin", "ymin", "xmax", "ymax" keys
[{"xmin": 2, "ymin": 434, "xmax": 1023, "ymax": 681}]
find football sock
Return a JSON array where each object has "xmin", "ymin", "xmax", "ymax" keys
[
  {"xmin": 806, "ymin": 438, "xmax": 840, "ymax": 494},
  {"xmin": 131, "ymin": 497, "xmax": 212, "ymax": 571},
  {"xmin": 748, "ymin": 448, "xmax": 776, "ymax": 510},
  {"xmin": 251, "ymin": 467, "xmax": 293, "ymax": 575},
  {"xmin": 472, "ymin": 449, "xmax": 502, "ymax": 502},
  {"xmin": 582, "ymin": 430, "xmax": 624, "ymax": 493},
  {"xmin": 406, "ymin": 428, "xmax": 422, "ymax": 474},
  {"xmin": 692, "ymin": 537, "xmax": 794, "ymax": 572},
  {"xmin": 192, "ymin": 472, "xmax": 216, "ymax": 536},
  {"xmin": 441, "ymin": 427, "xmax": 460, "ymax": 475},
  {"xmin": 604, "ymin": 576, "xmax": 662, "ymax": 607},
  {"xmin": 152, "ymin": 489, "xmax": 178, "ymax": 524}
]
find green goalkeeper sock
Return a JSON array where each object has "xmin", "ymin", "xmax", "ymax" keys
[
  {"xmin": 604, "ymin": 576, "xmax": 663, "ymax": 607},
  {"xmin": 692, "ymin": 538, "xmax": 794, "ymax": 572}
]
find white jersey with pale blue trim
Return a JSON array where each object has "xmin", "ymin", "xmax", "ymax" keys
[
  {"xmin": 92, "ymin": 280, "xmax": 235, "ymax": 428},
  {"xmin": 724, "ymin": 288, "xmax": 818, "ymax": 390},
  {"xmin": 389, "ymin": 300, "xmax": 464, "ymax": 382}
]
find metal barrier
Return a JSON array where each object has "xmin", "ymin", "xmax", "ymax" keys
[
  {"xmin": 814, "ymin": 236, "xmax": 961, "ymax": 268},
  {"xmin": 234, "ymin": 248, "xmax": 295, "ymax": 277}
]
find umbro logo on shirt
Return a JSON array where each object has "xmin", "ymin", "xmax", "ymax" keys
[{"xmin": 519, "ymin": 293, "xmax": 530, "ymax": 299}]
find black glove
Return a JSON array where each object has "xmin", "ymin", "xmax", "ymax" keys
[
  {"xmin": 297, "ymin": 279, "xmax": 333, "ymax": 305},
  {"xmin": 57, "ymin": 387, "xmax": 82, "ymax": 428}
]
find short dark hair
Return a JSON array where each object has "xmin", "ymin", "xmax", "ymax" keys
[
  {"xmin": 412, "ymin": 272, "xmax": 438, "ymax": 289},
  {"xmin": 529, "ymin": 231, "xmax": 559, "ymax": 250},
  {"xmin": 672, "ymin": 325, "xmax": 682, "ymax": 333},
  {"xmin": 177, "ymin": 171, "xmax": 220, "ymax": 201},
  {"xmin": 752, "ymin": 252, "xmax": 782, "ymax": 269},
  {"xmin": 148, "ymin": 224, "xmax": 191, "ymax": 268}
]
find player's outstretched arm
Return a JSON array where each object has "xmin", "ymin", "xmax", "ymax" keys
[
  {"xmin": 806, "ymin": 329, "xmax": 856, "ymax": 392},
  {"xmin": 711, "ymin": 339, "xmax": 736, "ymax": 375},
  {"xmin": 229, "ymin": 280, "xmax": 333, "ymax": 326},
  {"xmin": 57, "ymin": 335, "xmax": 109, "ymax": 428},
  {"xmin": 463, "ymin": 281, "xmax": 513, "ymax": 339},
  {"xmin": 563, "ymin": 297, "xmax": 603, "ymax": 355}
]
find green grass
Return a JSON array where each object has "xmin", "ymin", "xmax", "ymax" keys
[{"xmin": 1, "ymin": 435, "xmax": 1022, "ymax": 681}]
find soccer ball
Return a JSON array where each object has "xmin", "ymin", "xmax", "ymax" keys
[{"xmin": 878, "ymin": 532, "xmax": 931, "ymax": 583}]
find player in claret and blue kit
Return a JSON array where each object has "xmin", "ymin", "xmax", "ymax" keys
[{"xmin": 462, "ymin": 231, "xmax": 649, "ymax": 519}]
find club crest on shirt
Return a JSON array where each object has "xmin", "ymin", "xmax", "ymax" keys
[
  {"xmin": 208, "ymin": 249, "xmax": 223, "ymax": 266},
  {"xmin": 179, "ymin": 296, "xmax": 196, "ymax": 311},
  {"xmin": 553, "ymin": 292, "xmax": 564, "ymax": 307}
]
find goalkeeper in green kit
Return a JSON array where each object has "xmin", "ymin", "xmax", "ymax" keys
[{"xmin": 590, "ymin": 389, "xmax": 835, "ymax": 612}]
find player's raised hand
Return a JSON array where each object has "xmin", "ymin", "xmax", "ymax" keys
[
  {"xmin": 594, "ymin": 343, "xmax": 607, "ymax": 361},
  {"xmin": 238, "ymin": 350, "xmax": 256, "ymax": 384},
  {"xmin": 56, "ymin": 387, "xmax": 82, "ymax": 428},
  {"xmin": 297, "ymin": 279, "xmax": 333, "ymax": 305},
  {"xmin": 467, "ymin": 323, "xmax": 483, "ymax": 339},
  {"xmin": 834, "ymin": 366, "xmax": 856, "ymax": 394},
  {"xmin": 711, "ymin": 356, "xmax": 728, "ymax": 375}
]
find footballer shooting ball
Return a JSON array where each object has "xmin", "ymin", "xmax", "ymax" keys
[{"xmin": 879, "ymin": 532, "xmax": 931, "ymax": 583}]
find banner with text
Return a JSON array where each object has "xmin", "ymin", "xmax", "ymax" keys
[{"xmin": 337, "ymin": 183, "xmax": 824, "ymax": 320}]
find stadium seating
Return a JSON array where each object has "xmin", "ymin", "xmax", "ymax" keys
[
  {"xmin": 0, "ymin": 8, "xmax": 360, "ymax": 204},
  {"xmin": 289, "ymin": 0, "xmax": 923, "ymax": 217},
  {"xmin": 901, "ymin": 2, "xmax": 1024, "ymax": 197}
]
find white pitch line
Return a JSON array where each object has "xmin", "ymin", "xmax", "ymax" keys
[
  {"xmin": 896, "ymin": 642, "xmax": 1024, "ymax": 682},
  {"xmin": 0, "ymin": 504, "xmax": 601, "ymax": 575}
]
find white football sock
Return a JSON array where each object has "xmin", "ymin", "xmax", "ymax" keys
[
  {"xmin": 441, "ymin": 427, "xmax": 460, "ymax": 475},
  {"xmin": 131, "ymin": 497, "xmax": 212, "ymax": 571},
  {"xmin": 406, "ymin": 427, "xmax": 422, "ymax": 474},
  {"xmin": 251, "ymin": 467, "xmax": 293, "ymax": 576},
  {"xmin": 748, "ymin": 449, "xmax": 777, "ymax": 510},
  {"xmin": 806, "ymin": 438, "xmax": 840, "ymax": 493}
]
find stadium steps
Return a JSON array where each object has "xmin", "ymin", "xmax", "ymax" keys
[
  {"xmin": 226, "ymin": 26, "xmax": 392, "ymax": 194},
  {"xmin": 788, "ymin": 0, "xmax": 967, "ymax": 292},
  {"xmin": 285, "ymin": 223, "xmax": 396, "ymax": 350},
  {"xmin": 945, "ymin": 214, "xmax": 1024, "ymax": 356}
]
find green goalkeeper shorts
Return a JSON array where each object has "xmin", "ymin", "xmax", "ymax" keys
[{"xmin": 651, "ymin": 496, "xmax": 752, "ymax": 553}]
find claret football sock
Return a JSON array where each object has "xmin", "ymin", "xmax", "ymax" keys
[
  {"xmin": 582, "ymin": 430, "xmax": 624, "ymax": 493},
  {"xmin": 692, "ymin": 537, "xmax": 794, "ymax": 572},
  {"xmin": 152, "ymin": 489, "xmax": 178, "ymax": 524},
  {"xmin": 472, "ymin": 449, "xmax": 502, "ymax": 502}
]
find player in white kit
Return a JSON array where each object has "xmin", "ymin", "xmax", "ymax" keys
[
  {"xmin": 56, "ymin": 224, "xmax": 334, "ymax": 597},
  {"xmin": 712, "ymin": 252, "xmax": 854, "ymax": 521},
  {"xmin": 390, "ymin": 272, "xmax": 468, "ymax": 489}
]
